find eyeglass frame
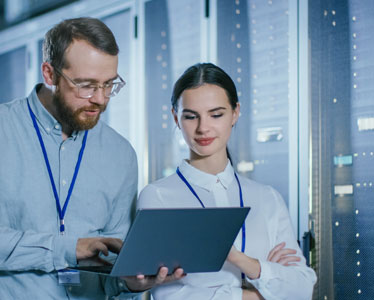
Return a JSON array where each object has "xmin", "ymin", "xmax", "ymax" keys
[{"xmin": 54, "ymin": 68, "xmax": 126, "ymax": 99}]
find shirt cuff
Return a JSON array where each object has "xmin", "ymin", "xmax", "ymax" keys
[
  {"xmin": 53, "ymin": 235, "xmax": 78, "ymax": 270},
  {"xmin": 247, "ymin": 259, "xmax": 273, "ymax": 289}
]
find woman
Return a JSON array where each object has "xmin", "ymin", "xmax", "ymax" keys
[{"xmin": 137, "ymin": 63, "xmax": 316, "ymax": 299}]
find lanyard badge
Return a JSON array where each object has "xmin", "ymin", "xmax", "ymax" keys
[{"xmin": 27, "ymin": 98, "xmax": 88, "ymax": 234}]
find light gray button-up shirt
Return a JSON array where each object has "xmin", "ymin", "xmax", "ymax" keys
[{"xmin": 0, "ymin": 84, "xmax": 139, "ymax": 299}]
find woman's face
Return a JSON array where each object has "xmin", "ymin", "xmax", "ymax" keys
[{"xmin": 173, "ymin": 84, "xmax": 240, "ymax": 161}]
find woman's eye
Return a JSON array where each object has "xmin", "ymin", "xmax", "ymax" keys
[
  {"xmin": 212, "ymin": 113, "xmax": 223, "ymax": 118},
  {"xmin": 183, "ymin": 115, "xmax": 197, "ymax": 120}
]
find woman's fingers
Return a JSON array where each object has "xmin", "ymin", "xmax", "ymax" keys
[
  {"xmin": 267, "ymin": 242, "xmax": 285, "ymax": 261},
  {"xmin": 267, "ymin": 242, "xmax": 300, "ymax": 266}
]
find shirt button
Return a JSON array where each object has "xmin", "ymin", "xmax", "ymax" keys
[
  {"xmin": 68, "ymin": 287, "xmax": 72, "ymax": 292},
  {"xmin": 118, "ymin": 281, "xmax": 124, "ymax": 288},
  {"xmin": 62, "ymin": 179, "xmax": 67, "ymax": 186},
  {"xmin": 61, "ymin": 146, "xmax": 65, "ymax": 151},
  {"xmin": 46, "ymin": 127, "xmax": 51, "ymax": 132},
  {"xmin": 55, "ymin": 124, "xmax": 60, "ymax": 130}
]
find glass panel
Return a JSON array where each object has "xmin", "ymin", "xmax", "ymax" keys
[
  {"xmin": 102, "ymin": 9, "xmax": 132, "ymax": 138},
  {"xmin": 309, "ymin": 0, "xmax": 374, "ymax": 298},
  {"xmin": 217, "ymin": 0, "xmax": 290, "ymax": 205},
  {"xmin": 0, "ymin": 46, "xmax": 26, "ymax": 104},
  {"xmin": 145, "ymin": 0, "xmax": 202, "ymax": 181},
  {"xmin": 38, "ymin": 39, "xmax": 43, "ymax": 83},
  {"xmin": 2, "ymin": 0, "xmax": 78, "ymax": 29}
]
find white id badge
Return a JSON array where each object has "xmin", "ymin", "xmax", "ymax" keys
[{"xmin": 58, "ymin": 269, "xmax": 81, "ymax": 286}]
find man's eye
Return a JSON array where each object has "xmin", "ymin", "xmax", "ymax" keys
[
  {"xmin": 104, "ymin": 82, "xmax": 114, "ymax": 88},
  {"xmin": 80, "ymin": 84, "xmax": 96, "ymax": 90}
]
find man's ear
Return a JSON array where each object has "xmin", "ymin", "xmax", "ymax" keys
[
  {"xmin": 41, "ymin": 62, "xmax": 56, "ymax": 86},
  {"xmin": 172, "ymin": 108, "xmax": 180, "ymax": 129}
]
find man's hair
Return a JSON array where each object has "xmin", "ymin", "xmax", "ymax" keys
[{"xmin": 43, "ymin": 17, "xmax": 119, "ymax": 71}]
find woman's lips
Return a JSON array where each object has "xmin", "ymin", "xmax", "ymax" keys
[{"xmin": 195, "ymin": 137, "xmax": 215, "ymax": 146}]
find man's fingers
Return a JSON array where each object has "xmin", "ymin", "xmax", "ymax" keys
[
  {"xmin": 89, "ymin": 238, "xmax": 123, "ymax": 256},
  {"xmin": 102, "ymin": 238, "xmax": 123, "ymax": 254},
  {"xmin": 89, "ymin": 240, "xmax": 109, "ymax": 256}
]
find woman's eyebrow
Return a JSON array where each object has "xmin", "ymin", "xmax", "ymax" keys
[
  {"xmin": 208, "ymin": 107, "xmax": 227, "ymax": 112},
  {"xmin": 182, "ymin": 108, "xmax": 198, "ymax": 114},
  {"xmin": 182, "ymin": 107, "xmax": 227, "ymax": 114}
]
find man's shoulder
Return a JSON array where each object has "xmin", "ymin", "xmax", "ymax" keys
[
  {"xmin": 0, "ymin": 97, "xmax": 26, "ymax": 114},
  {"xmin": 0, "ymin": 97, "xmax": 27, "ymax": 126},
  {"xmin": 90, "ymin": 120, "xmax": 136, "ymax": 156}
]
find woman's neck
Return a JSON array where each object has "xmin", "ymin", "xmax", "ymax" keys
[{"xmin": 188, "ymin": 152, "xmax": 229, "ymax": 175}]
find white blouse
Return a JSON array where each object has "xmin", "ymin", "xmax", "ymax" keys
[{"xmin": 137, "ymin": 160, "xmax": 317, "ymax": 300}]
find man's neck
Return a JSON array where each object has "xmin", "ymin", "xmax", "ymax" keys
[{"xmin": 37, "ymin": 84, "xmax": 71, "ymax": 140}]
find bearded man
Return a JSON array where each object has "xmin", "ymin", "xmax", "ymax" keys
[{"xmin": 0, "ymin": 17, "xmax": 183, "ymax": 300}]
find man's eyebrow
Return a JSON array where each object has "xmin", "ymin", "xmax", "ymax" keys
[{"xmin": 73, "ymin": 75, "xmax": 119, "ymax": 84}]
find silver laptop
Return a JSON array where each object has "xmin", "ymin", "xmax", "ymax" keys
[{"xmin": 73, "ymin": 207, "xmax": 250, "ymax": 276}]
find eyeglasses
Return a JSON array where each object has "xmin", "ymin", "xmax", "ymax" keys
[{"xmin": 55, "ymin": 69, "xmax": 126, "ymax": 99}]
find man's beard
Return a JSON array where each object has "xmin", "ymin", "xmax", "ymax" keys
[{"xmin": 53, "ymin": 90, "xmax": 107, "ymax": 132}]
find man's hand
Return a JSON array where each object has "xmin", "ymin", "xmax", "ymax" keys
[
  {"xmin": 267, "ymin": 242, "xmax": 301, "ymax": 266},
  {"xmin": 122, "ymin": 266, "xmax": 185, "ymax": 292},
  {"xmin": 76, "ymin": 237, "xmax": 123, "ymax": 266}
]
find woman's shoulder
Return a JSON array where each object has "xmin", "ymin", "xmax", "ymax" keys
[
  {"xmin": 142, "ymin": 173, "xmax": 181, "ymax": 191},
  {"xmin": 138, "ymin": 173, "xmax": 182, "ymax": 209},
  {"xmin": 236, "ymin": 174, "xmax": 285, "ymax": 206}
]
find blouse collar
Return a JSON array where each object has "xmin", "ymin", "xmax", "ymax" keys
[{"xmin": 178, "ymin": 159, "xmax": 235, "ymax": 192}]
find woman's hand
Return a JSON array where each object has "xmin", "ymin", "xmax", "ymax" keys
[{"xmin": 267, "ymin": 242, "xmax": 301, "ymax": 266}]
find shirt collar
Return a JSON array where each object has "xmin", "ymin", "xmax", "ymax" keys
[
  {"xmin": 178, "ymin": 159, "xmax": 235, "ymax": 191},
  {"xmin": 27, "ymin": 84, "xmax": 80, "ymax": 140}
]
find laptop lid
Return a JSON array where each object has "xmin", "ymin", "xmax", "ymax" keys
[{"xmin": 75, "ymin": 207, "xmax": 250, "ymax": 277}]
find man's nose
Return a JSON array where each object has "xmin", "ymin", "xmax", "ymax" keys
[{"xmin": 89, "ymin": 87, "xmax": 108, "ymax": 105}]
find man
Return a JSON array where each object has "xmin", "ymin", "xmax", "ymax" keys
[{"xmin": 0, "ymin": 17, "xmax": 183, "ymax": 299}]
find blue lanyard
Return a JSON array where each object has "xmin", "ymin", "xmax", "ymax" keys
[
  {"xmin": 176, "ymin": 167, "xmax": 246, "ymax": 279},
  {"xmin": 27, "ymin": 99, "xmax": 88, "ymax": 234}
]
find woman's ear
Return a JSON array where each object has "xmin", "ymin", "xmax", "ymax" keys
[
  {"xmin": 172, "ymin": 108, "xmax": 181, "ymax": 129},
  {"xmin": 232, "ymin": 102, "xmax": 241, "ymax": 126}
]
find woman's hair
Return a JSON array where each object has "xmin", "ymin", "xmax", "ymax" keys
[
  {"xmin": 171, "ymin": 63, "xmax": 238, "ymax": 165},
  {"xmin": 171, "ymin": 63, "xmax": 238, "ymax": 112}
]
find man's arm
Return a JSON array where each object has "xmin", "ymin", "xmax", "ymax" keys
[{"xmin": 0, "ymin": 226, "xmax": 77, "ymax": 272}]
